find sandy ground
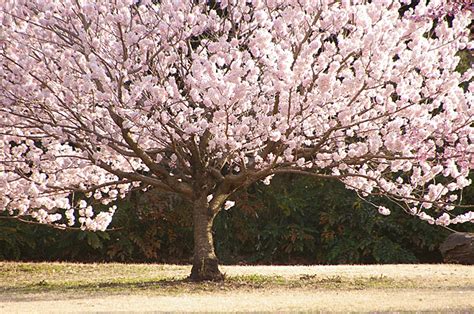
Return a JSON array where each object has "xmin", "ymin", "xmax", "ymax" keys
[
  {"xmin": 1, "ymin": 289, "xmax": 473, "ymax": 313},
  {"xmin": 219, "ymin": 263, "xmax": 473, "ymax": 279},
  {"xmin": 1, "ymin": 264, "xmax": 473, "ymax": 313}
]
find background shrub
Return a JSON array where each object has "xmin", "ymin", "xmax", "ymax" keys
[{"xmin": 2, "ymin": 175, "xmax": 472, "ymax": 264}]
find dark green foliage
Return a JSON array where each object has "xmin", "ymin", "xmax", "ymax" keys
[
  {"xmin": 0, "ymin": 191, "xmax": 194, "ymax": 263},
  {"xmin": 0, "ymin": 222, "xmax": 37, "ymax": 260},
  {"xmin": 213, "ymin": 175, "xmax": 463, "ymax": 265},
  {"xmin": 1, "ymin": 175, "xmax": 472, "ymax": 264}
]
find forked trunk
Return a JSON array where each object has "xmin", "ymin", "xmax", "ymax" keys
[{"xmin": 189, "ymin": 197, "xmax": 224, "ymax": 281}]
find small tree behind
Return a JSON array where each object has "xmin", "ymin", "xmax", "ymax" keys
[{"xmin": 1, "ymin": 0, "xmax": 473, "ymax": 280}]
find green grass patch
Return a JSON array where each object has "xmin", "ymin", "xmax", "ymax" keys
[
  {"xmin": 228, "ymin": 274, "xmax": 286, "ymax": 286},
  {"xmin": 0, "ymin": 262, "xmax": 464, "ymax": 299},
  {"xmin": 226, "ymin": 273, "xmax": 407, "ymax": 289}
]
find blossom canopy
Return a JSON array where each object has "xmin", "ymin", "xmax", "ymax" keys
[{"xmin": 0, "ymin": 0, "xmax": 473, "ymax": 233}]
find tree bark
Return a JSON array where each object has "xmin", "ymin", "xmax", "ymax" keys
[{"xmin": 189, "ymin": 197, "xmax": 224, "ymax": 281}]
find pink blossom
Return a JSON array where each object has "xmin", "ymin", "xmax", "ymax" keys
[{"xmin": 0, "ymin": 0, "xmax": 472, "ymax": 233}]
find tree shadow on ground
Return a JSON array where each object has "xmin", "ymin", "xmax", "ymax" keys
[
  {"xmin": 0, "ymin": 273, "xmax": 407, "ymax": 302},
  {"xmin": 1, "ymin": 276, "xmax": 251, "ymax": 301}
]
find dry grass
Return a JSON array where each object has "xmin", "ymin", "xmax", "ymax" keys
[{"xmin": 0, "ymin": 262, "xmax": 473, "ymax": 312}]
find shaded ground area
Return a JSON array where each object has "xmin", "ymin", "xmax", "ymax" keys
[{"xmin": 0, "ymin": 263, "xmax": 472, "ymax": 312}]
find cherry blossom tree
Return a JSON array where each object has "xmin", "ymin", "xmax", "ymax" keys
[{"xmin": 1, "ymin": 0, "xmax": 473, "ymax": 280}]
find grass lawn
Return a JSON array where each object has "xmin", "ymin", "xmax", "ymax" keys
[{"xmin": 0, "ymin": 262, "xmax": 472, "ymax": 312}]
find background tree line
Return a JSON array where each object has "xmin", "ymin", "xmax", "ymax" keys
[{"xmin": 1, "ymin": 174, "xmax": 472, "ymax": 264}]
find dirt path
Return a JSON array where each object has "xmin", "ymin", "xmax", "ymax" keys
[{"xmin": 1, "ymin": 264, "xmax": 473, "ymax": 313}]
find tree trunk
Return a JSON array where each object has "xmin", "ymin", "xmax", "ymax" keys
[{"xmin": 189, "ymin": 197, "xmax": 224, "ymax": 281}]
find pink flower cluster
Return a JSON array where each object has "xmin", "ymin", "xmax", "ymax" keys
[{"xmin": 0, "ymin": 0, "xmax": 473, "ymax": 229}]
